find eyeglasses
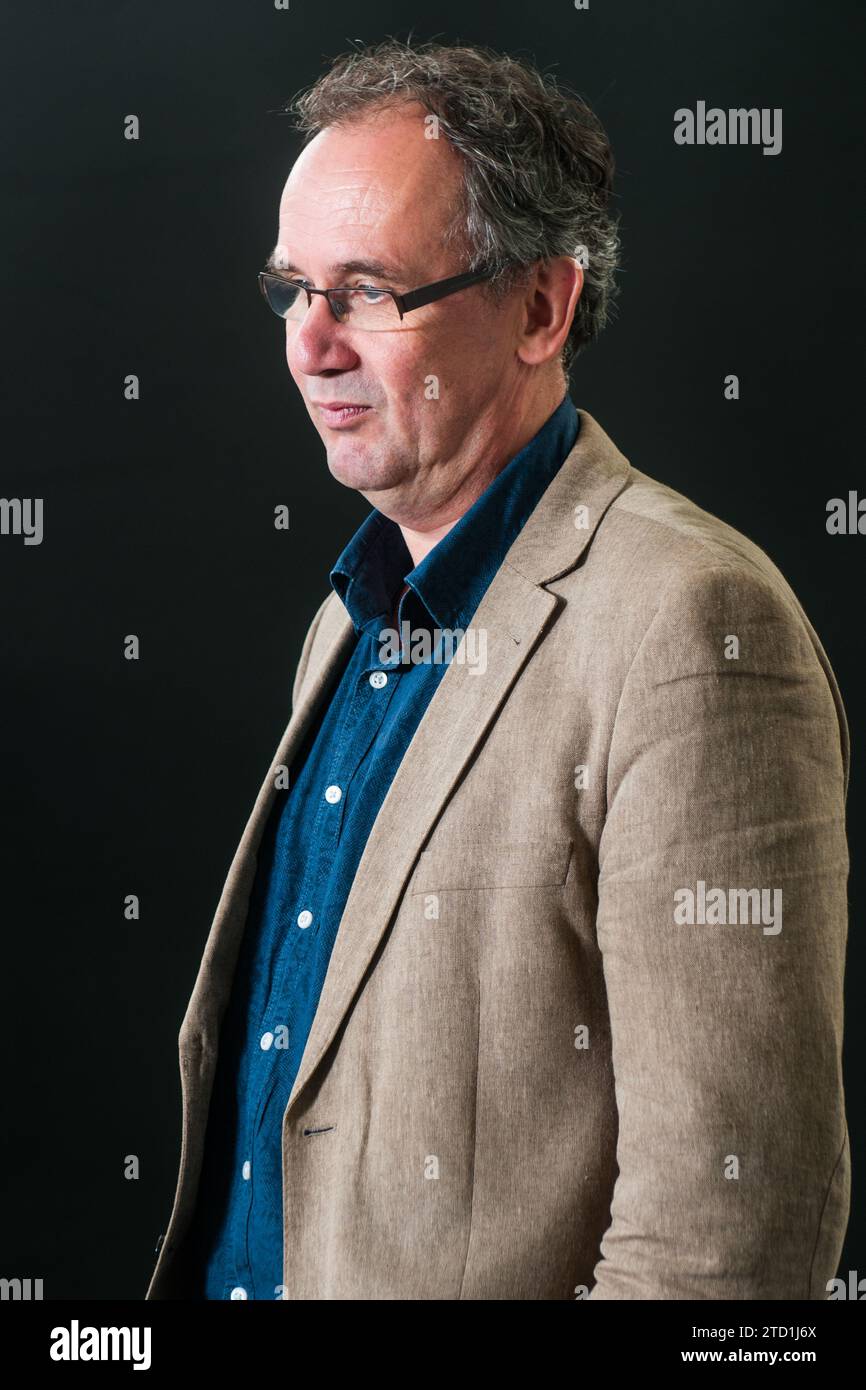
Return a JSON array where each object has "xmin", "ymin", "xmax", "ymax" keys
[{"xmin": 257, "ymin": 263, "xmax": 495, "ymax": 331}]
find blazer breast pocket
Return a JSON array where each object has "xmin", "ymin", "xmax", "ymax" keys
[{"xmin": 409, "ymin": 838, "xmax": 573, "ymax": 893}]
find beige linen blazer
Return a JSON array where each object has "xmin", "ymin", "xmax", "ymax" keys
[{"xmin": 146, "ymin": 408, "xmax": 850, "ymax": 1300}]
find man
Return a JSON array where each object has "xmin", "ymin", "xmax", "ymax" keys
[{"xmin": 146, "ymin": 39, "xmax": 850, "ymax": 1300}]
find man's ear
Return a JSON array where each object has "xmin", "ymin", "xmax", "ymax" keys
[{"xmin": 516, "ymin": 257, "xmax": 583, "ymax": 367}]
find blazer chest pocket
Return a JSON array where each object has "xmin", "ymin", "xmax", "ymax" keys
[{"xmin": 409, "ymin": 838, "xmax": 573, "ymax": 894}]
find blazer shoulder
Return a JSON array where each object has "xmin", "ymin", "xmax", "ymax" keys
[
  {"xmin": 601, "ymin": 465, "xmax": 805, "ymax": 614},
  {"xmin": 594, "ymin": 467, "xmax": 850, "ymax": 791}
]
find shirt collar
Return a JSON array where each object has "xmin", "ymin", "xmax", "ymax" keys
[{"xmin": 330, "ymin": 393, "xmax": 580, "ymax": 636}]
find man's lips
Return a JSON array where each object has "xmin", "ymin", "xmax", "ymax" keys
[{"xmin": 314, "ymin": 401, "xmax": 374, "ymax": 428}]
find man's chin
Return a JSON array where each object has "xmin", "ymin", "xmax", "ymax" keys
[
  {"xmin": 324, "ymin": 436, "xmax": 412, "ymax": 498},
  {"xmin": 324, "ymin": 440, "xmax": 380, "ymax": 491}
]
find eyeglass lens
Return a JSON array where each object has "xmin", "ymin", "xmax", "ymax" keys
[{"xmin": 262, "ymin": 276, "xmax": 401, "ymax": 329}]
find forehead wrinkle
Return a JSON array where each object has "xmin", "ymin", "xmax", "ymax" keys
[
  {"xmin": 275, "ymin": 132, "xmax": 456, "ymax": 283},
  {"xmin": 275, "ymin": 202, "xmax": 418, "ymax": 284},
  {"xmin": 266, "ymin": 242, "xmax": 409, "ymax": 282},
  {"xmin": 281, "ymin": 186, "xmax": 391, "ymax": 237}
]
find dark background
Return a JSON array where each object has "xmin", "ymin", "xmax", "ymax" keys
[{"xmin": 1, "ymin": 0, "xmax": 862, "ymax": 1299}]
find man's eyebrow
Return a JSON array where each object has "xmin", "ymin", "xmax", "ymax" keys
[{"xmin": 263, "ymin": 251, "xmax": 409, "ymax": 283}]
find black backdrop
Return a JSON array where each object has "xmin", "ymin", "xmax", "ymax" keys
[{"xmin": 1, "ymin": 0, "xmax": 863, "ymax": 1300}]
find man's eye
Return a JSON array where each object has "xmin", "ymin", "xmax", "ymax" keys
[{"xmin": 355, "ymin": 284, "xmax": 388, "ymax": 302}]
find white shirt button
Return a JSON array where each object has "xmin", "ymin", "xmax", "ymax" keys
[
  {"xmin": 324, "ymin": 784, "xmax": 342, "ymax": 803},
  {"xmin": 260, "ymin": 1031, "xmax": 274, "ymax": 1050},
  {"xmin": 230, "ymin": 1286, "xmax": 248, "ymax": 1299},
  {"xmin": 369, "ymin": 671, "xmax": 388, "ymax": 688},
  {"xmin": 297, "ymin": 909, "xmax": 313, "ymax": 929},
  {"xmin": 242, "ymin": 1160, "xmax": 251, "ymax": 1180}
]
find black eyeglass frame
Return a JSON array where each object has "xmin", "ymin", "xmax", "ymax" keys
[{"xmin": 257, "ymin": 263, "xmax": 496, "ymax": 323}]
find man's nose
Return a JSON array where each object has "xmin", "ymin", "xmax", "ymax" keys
[{"xmin": 289, "ymin": 293, "xmax": 359, "ymax": 372}]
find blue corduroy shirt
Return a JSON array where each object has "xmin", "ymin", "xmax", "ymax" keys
[{"xmin": 185, "ymin": 394, "xmax": 580, "ymax": 1299}]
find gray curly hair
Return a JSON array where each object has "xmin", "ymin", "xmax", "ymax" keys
[{"xmin": 281, "ymin": 38, "xmax": 621, "ymax": 374}]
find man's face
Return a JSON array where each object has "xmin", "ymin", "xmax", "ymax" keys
[{"xmin": 273, "ymin": 102, "xmax": 528, "ymax": 524}]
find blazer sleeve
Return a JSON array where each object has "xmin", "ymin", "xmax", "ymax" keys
[{"xmin": 589, "ymin": 559, "xmax": 851, "ymax": 1299}]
